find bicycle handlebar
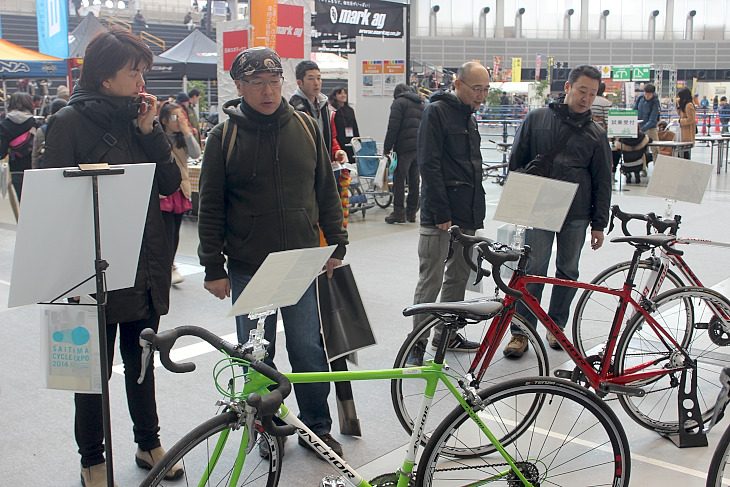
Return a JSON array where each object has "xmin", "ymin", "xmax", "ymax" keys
[
  {"xmin": 138, "ymin": 326, "xmax": 295, "ymax": 437},
  {"xmin": 608, "ymin": 205, "xmax": 681, "ymax": 236},
  {"xmin": 448, "ymin": 225, "xmax": 523, "ymax": 299}
]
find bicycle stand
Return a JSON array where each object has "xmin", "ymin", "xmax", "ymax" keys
[{"xmin": 661, "ymin": 364, "xmax": 709, "ymax": 448}]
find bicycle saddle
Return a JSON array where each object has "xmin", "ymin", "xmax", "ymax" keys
[
  {"xmin": 403, "ymin": 298, "xmax": 503, "ymax": 321},
  {"xmin": 611, "ymin": 234, "xmax": 683, "ymax": 255}
]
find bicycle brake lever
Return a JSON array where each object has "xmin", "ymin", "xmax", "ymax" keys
[
  {"xmin": 137, "ymin": 338, "xmax": 154, "ymax": 385},
  {"xmin": 445, "ymin": 236, "xmax": 455, "ymax": 264}
]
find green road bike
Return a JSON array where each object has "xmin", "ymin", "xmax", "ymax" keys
[{"xmin": 137, "ymin": 311, "xmax": 630, "ymax": 486}]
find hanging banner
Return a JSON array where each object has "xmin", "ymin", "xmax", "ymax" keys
[
  {"xmin": 37, "ymin": 0, "xmax": 69, "ymax": 59},
  {"xmin": 251, "ymin": 0, "xmax": 277, "ymax": 47},
  {"xmin": 512, "ymin": 57, "xmax": 522, "ymax": 83},
  {"xmin": 493, "ymin": 56, "xmax": 501, "ymax": 80},
  {"xmin": 535, "ymin": 53, "xmax": 542, "ymax": 80},
  {"xmin": 314, "ymin": 0, "xmax": 403, "ymax": 39},
  {"xmin": 547, "ymin": 56, "xmax": 554, "ymax": 86},
  {"xmin": 277, "ymin": 4, "xmax": 304, "ymax": 58},
  {"xmin": 223, "ymin": 29, "xmax": 249, "ymax": 71}
]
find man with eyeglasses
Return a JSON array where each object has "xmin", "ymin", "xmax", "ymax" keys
[
  {"xmin": 197, "ymin": 47, "xmax": 349, "ymax": 459},
  {"xmin": 406, "ymin": 62, "xmax": 491, "ymax": 366},
  {"xmin": 504, "ymin": 64, "xmax": 611, "ymax": 358}
]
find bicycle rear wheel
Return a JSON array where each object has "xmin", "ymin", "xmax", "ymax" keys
[
  {"xmin": 139, "ymin": 411, "xmax": 283, "ymax": 487},
  {"xmin": 390, "ymin": 312, "xmax": 548, "ymax": 455},
  {"xmin": 614, "ymin": 286, "xmax": 730, "ymax": 433},
  {"xmin": 416, "ymin": 378, "xmax": 631, "ymax": 487},
  {"xmin": 708, "ymin": 423, "xmax": 730, "ymax": 487},
  {"xmin": 571, "ymin": 259, "xmax": 685, "ymax": 359}
]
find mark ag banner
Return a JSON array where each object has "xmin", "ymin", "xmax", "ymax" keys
[{"xmin": 315, "ymin": 0, "xmax": 404, "ymax": 39}]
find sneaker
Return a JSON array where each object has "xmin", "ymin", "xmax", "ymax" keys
[
  {"xmin": 432, "ymin": 332, "xmax": 480, "ymax": 352},
  {"xmin": 405, "ymin": 343, "xmax": 425, "ymax": 367},
  {"xmin": 171, "ymin": 265, "xmax": 184, "ymax": 285},
  {"xmin": 545, "ymin": 331, "xmax": 561, "ymax": 350},
  {"xmin": 298, "ymin": 433, "xmax": 343, "ymax": 460},
  {"xmin": 135, "ymin": 446, "xmax": 184, "ymax": 480},
  {"xmin": 81, "ymin": 463, "xmax": 119, "ymax": 487},
  {"xmin": 258, "ymin": 433, "xmax": 287, "ymax": 459},
  {"xmin": 384, "ymin": 211, "xmax": 406, "ymax": 224},
  {"xmin": 503, "ymin": 334, "xmax": 529, "ymax": 358}
]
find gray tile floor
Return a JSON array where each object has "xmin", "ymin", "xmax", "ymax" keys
[{"xmin": 2, "ymin": 137, "xmax": 730, "ymax": 486}]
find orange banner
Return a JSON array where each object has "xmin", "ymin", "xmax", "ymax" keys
[{"xmin": 251, "ymin": 0, "xmax": 278, "ymax": 48}]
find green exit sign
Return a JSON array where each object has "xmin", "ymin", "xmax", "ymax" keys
[
  {"xmin": 633, "ymin": 66, "xmax": 651, "ymax": 81},
  {"xmin": 613, "ymin": 67, "xmax": 631, "ymax": 80}
]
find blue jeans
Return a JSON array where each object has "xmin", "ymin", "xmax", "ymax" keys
[
  {"xmin": 229, "ymin": 270, "xmax": 332, "ymax": 435},
  {"xmin": 513, "ymin": 219, "xmax": 590, "ymax": 334}
]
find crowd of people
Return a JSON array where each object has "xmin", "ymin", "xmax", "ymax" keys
[{"xmin": 0, "ymin": 23, "xmax": 718, "ymax": 485}]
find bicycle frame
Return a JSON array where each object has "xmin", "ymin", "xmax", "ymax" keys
[{"xmin": 215, "ymin": 363, "xmax": 534, "ymax": 487}]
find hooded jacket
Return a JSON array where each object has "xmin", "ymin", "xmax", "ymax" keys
[
  {"xmin": 197, "ymin": 97, "xmax": 348, "ymax": 281},
  {"xmin": 417, "ymin": 90, "xmax": 486, "ymax": 230},
  {"xmin": 289, "ymin": 89, "xmax": 340, "ymax": 159},
  {"xmin": 42, "ymin": 87, "xmax": 179, "ymax": 324},
  {"xmin": 383, "ymin": 91, "xmax": 426, "ymax": 156},
  {"xmin": 0, "ymin": 109, "xmax": 41, "ymax": 172},
  {"xmin": 509, "ymin": 100, "xmax": 612, "ymax": 230}
]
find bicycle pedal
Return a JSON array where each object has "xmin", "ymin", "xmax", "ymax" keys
[
  {"xmin": 694, "ymin": 322, "xmax": 709, "ymax": 330},
  {"xmin": 599, "ymin": 382, "xmax": 646, "ymax": 397},
  {"xmin": 554, "ymin": 369, "xmax": 572, "ymax": 379}
]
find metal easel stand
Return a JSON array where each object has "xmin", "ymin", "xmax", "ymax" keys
[
  {"xmin": 63, "ymin": 167, "xmax": 125, "ymax": 487},
  {"xmin": 661, "ymin": 362, "xmax": 708, "ymax": 448}
]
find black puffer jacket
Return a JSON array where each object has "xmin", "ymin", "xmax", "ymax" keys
[
  {"xmin": 0, "ymin": 110, "xmax": 42, "ymax": 172},
  {"xmin": 509, "ymin": 100, "xmax": 612, "ymax": 230},
  {"xmin": 383, "ymin": 91, "xmax": 425, "ymax": 156},
  {"xmin": 43, "ymin": 87, "xmax": 179, "ymax": 324},
  {"xmin": 417, "ymin": 91, "xmax": 485, "ymax": 230}
]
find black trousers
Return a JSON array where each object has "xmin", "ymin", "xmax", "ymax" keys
[
  {"xmin": 161, "ymin": 211, "xmax": 183, "ymax": 267},
  {"xmin": 392, "ymin": 151, "xmax": 420, "ymax": 214},
  {"xmin": 75, "ymin": 315, "xmax": 161, "ymax": 467}
]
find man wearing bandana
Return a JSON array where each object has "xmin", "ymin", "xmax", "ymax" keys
[{"xmin": 197, "ymin": 47, "xmax": 348, "ymax": 459}]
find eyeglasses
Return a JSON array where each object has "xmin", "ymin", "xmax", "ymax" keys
[
  {"xmin": 241, "ymin": 77, "xmax": 284, "ymax": 90},
  {"xmin": 459, "ymin": 79, "xmax": 489, "ymax": 95}
]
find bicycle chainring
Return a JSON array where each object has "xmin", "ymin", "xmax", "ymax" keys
[
  {"xmin": 368, "ymin": 473, "xmax": 415, "ymax": 487},
  {"xmin": 505, "ymin": 461, "xmax": 540, "ymax": 487},
  {"xmin": 571, "ymin": 355, "xmax": 603, "ymax": 391},
  {"xmin": 708, "ymin": 316, "xmax": 730, "ymax": 346}
]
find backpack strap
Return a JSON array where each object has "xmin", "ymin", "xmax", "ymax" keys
[
  {"xmin": 293, "ymin": 110, "xmax": 317, "ymax": 151},
  {"xmin": 220, "ymin": 118, "xmax": 238, "ymax": 167}
]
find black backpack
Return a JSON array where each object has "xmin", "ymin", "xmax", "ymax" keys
[{"xmin": 8, "ymin": 127, "xmax": 36, "ymax": 163}]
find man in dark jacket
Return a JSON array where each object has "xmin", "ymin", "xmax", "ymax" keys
[
  {"xmin": 632, "ymin": 83, "xmax": 660, "ymax": 172},
  {"xmin": 383, "ymin": 83, "xmax": 426, "ymax": 223},
  {"xmin": 198, "ymin": 47, "xmax": 348, "ymax": 459},
  {"xmin": 407, "ymin": 62, "xmax": 490, "ymax": 365},
  {"xmin": 504, "ymin": 64, "xmax": 612, "ymax": 357}
]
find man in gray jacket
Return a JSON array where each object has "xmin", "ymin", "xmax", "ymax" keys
[{"xmin": 504, "ymin": 65, "xmax": 612, "ymax": 357}]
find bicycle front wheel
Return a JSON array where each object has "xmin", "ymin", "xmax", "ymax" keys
[
  {"xmin": 374, "ymin": 190, "xmax": 392, "ymax": 208},
  {"xmin": 139, "ymin": 411, "xmax": 283, "ymax": 487},
  {"xmin": 416, "ymin": 378, "xmax": 631, "ymax": 487},
  {"xmin": 572, "ymin": 259, "xmax": 685, "ymax": 359},
  {"xmin": 708, "ymin": 423, "xmax": 730, "ymax": 487},
  {"xmin": 390, "ymin": 312, "xmax": 548, "ymax": 456},
  {"xmin": 614, "ymin": 286, "xmax": 730, "ymax": 433}
]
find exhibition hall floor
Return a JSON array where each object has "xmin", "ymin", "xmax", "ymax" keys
[{"xmin": 1, "ymin": 142, "xmax": 730, "ymax": 486}]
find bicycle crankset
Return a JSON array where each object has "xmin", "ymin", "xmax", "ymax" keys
[
  {"xmin": 708, "ymin": 316, "xmax": 730, "ymax": 346},
  {"xmin": 571, "ymin": 355, "xmax": 603, "ymax": 392},
  {"xmin": 368, "ymin": 473, "xmax": 415, "ymax": 487},
  {"xmin": 505, "ymin": 461, "xmax": 540, "ymax": 487}
]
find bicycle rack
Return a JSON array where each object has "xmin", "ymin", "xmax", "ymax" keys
[{"xmin": 662, "ymin": 363, "xmax": 709, "ymax": 448}]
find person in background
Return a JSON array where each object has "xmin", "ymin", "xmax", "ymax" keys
[
  {"xmin": 42, "ymin": 26, "xmax": 182, "ymax": 487},
  {"xmin": 186, "ymin": 88, "xmax": 202, "ymax": 147},
  {"xmin": 719, "ymin": 96, "xmax": 730, "ymax": 134},
  {"xmin": 158, "ymin": 101, "xmax": 201, "ymax": 286},
  {"xmin": 713, "ymin": 95, "xmax": 719, "ymax": 111},
  {"xmin": 407, "ymin": 62, "xmax": 491, "ymax": 366},
  {"xmin": 31, "ymin": 98, "xmax": 67, "ymax": 169},
  {"xmin": 675, "ymin": 87, "xmax": 696, "ymax": 159},
  {"xmin": 632, "ymin": 83, "xmax": 660, "ymax": 176},
  {"xmin": 590, "ymin": 82, "xmax": 612, "ymax": 130},
  {"xmin": 198, "ymin": 46, "xmax": 348, "ymax": 459},
  {"xmin": 328, "ymin": 87, "xmax": 359, "ymax": 163},
  {"xmin": 504, "ymin": 65, "xmax": 611, "ymax": 358},
  {"xmin": 382, "ymin": 83, "xmax": 425, "ymax": 224},
  {"xmin": 0, "ymin": 92, "xmax": 41, "ymax": 200},
  {"xmin": 134, "ymin": 9, "xmax": 149, "ymax": 28},
  {"xmin": 57, "ymin": 84, "xmax": 70, "ymax": 101},
  {"xmin": 656, "ymin": 119, "xmax": 676, "ymax": 156}
]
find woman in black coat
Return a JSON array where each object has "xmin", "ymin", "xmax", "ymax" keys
[
  {"xmin": 42, "ymin": 27, "xmax": 182, "ymax": 486},
  {"xmin": 0, "ymin": 91, "xmax": 42, "ymax": 200},
  {"xmin": 382, "ymin": 83, "xmax": 426, "ymax": 223},
  {"xmin": 329, "ymin": 87, "xmax": 359, "ymax": 162}
]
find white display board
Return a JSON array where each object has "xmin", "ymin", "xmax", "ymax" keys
[
  {"xmin": 646, "ymin": 154, "xmax": 713, "ymax": 204},
  {"xmin": 493, "ymin": 172, "xmax": 578, "ymax": 232},
  {"xmin": 229, "ymin": 246, "xmax": 336, "ymax": 317},
  {"xmin": 607, "ymin": 109, "xmax": 638, "ymax": 138},
  {"xmin": 8, "ymin": 164, "xmax": 154, "ymax": 308}
]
